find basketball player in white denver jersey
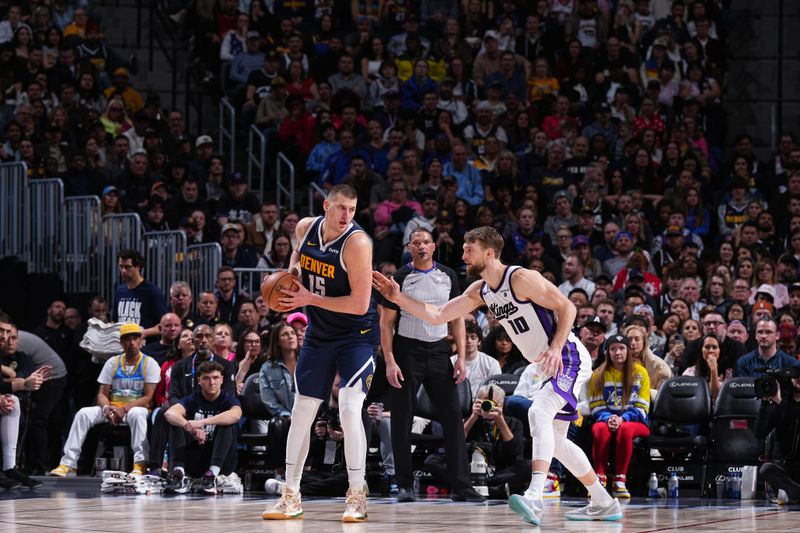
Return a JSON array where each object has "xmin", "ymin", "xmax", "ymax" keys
[{"xmin": 373, "ymin": 226, "xmax": 622, "ymax": 525}]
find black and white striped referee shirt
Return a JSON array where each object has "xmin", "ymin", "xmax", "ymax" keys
[{"xmin": 382, "ymin": 262, "xmax": 462, "ymax": 342}]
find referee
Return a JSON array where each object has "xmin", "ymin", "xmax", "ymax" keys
[{"xmin": 379, "ymin": 227, "xmax": 485, "ymax": 503}]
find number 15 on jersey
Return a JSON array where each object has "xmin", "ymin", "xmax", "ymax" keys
[{"xmin": 309, "ymin": 274, "xmax": 326, "ymax": 296}]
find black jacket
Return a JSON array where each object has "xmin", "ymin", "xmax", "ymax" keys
[
  {"xmin": 167, "ymin": 354, "xmax": 237, "ymax": 407},
  {"xmin": 755, "ymin": 397, "xmax": 800, "ymax": 463}
]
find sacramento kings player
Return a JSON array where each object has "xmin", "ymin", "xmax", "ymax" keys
[{"xmin": 373, "ymin": 226, "xmax": 623, "ymax": 525}]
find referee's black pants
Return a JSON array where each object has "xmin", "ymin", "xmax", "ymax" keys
[{"xmin": 389, "ymin": 336, "xmax": 471, "ymax": 493}]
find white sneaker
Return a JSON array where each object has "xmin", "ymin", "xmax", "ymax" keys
[
  {"xmin": 775, "ymin": 489, "xmax": 789, "ymax": 505},
  {"xmin": 565, "ymin": 498, "xmax": 623, "ymax": 521},
  {"xmin": 217, "ymin": 473, "xmax": 244, "ymax": 494},
  {"xmin": 265, "ymin": 478, "xmax": 286, "ymax": 495},
  {"xmin": 508, "ymin": 492, "xmax": 543, "ymax": 525},
  {"xmin": 342, "ymin": 488, "xmax": 368, "ymax": 522}
]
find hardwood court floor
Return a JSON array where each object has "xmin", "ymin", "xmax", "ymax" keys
[{"xmin": 0, "ymin": 482, "xmax": 797, "ymax": 532}]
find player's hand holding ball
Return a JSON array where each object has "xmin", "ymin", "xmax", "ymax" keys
[{"xmin": 261, "ymin": 271, "xmax": 301, "ymax": 312}]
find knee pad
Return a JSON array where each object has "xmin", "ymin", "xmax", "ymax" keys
[{"xmin": 338, "ymin": 386, "xmax": 367, "ymax": 413}]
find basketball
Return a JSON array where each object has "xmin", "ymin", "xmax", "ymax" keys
[{"xmin": 261, "ymin": 271, "xmax": 299, "ymax": 311}]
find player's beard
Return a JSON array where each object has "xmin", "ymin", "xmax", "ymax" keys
[{"xmin": 466, "ymin": 259, "xmax": 486, "ymax": 277}]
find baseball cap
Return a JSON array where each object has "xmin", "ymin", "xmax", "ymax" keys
[
  {"xmin": 584, "ymin": 316, "xmax": 608, "ymax": 332},
  {"xmin": 755, "ymin": 284, "xmax": 777, "ymax": 301},
  {"xmin": 606, "ymin": 334, "xmax": 630, "ymax": 350},
  {"xmin": 221, "ymin": 223, "xmax": 240, "ymax": 234},
  {"xmin": 572, "ymin": 235, "xmax": 590, "ymax": 247},
  {"xmin": 553, "ymin": 190, "xmax": 571, "ymax": 204},
  {"xmin": 483, "ymin": 30, "xmax": 500, "ymax": 41},
  {"xmin": 789, "ymin": 282, "xmax": 800, "ymax": 294},
  {"xmin": 615, "ymin": 230, "xmax": 633, "ymax": 242},
  {"xmin": 665, "ymin": 225, "xmax": 683, "ymax": 237},
  {"xmin": 653, "ymin": 36, "xmax": 669, "ymax": 47},
  {"xmin": 246, "ymin": 31, "xmax": 260, "ymax": 39},
  {"xmin": 195, "ymin": 134, "xmax": 213, "ymax": 148},
  {"xmin": 265, "ymin": 49, "xmax": 279, "ymax": 61},
  {"xmin": 752, "ymin": 301, "xmax": 774, "ymax": 315},
  {"xmin": 437, "ymin": 209, "xmax": 454, "ymax": 222},
  {"xmin": 271, "ymin": 76, "xmax": 286, "ymax": 87},
  {"xmin": 286, "ymin": 312, "xmax": 308, "ymax": 327},
  {"xmin": 119, "ymin": 323, "xmax": 143, "ymax": 338},
  {"xmin": 595, "ymin": 101, "xmax": 611, "ymax": 113},
  {"xmin": 476, "ymin": 101, "xmax": 492, "ymax": 111},
  {"xmin": 102, "ymin": 185, "xmax": 119, "ymax": 196},
  {"xmin": 229, "ymin": 171, "xmax": 246, "ymax": 185}
]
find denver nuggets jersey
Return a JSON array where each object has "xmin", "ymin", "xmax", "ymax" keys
[
  {"xmin": 297, "ymin": 217, "xmax": 377, "ymax": 340},
  {"xmin": 109, "ymin": 354, "xmax": 150, "ymax": 407},
  {"xmin": 480, "ymin": 266, "xmax": 582, "ymax": 364}
]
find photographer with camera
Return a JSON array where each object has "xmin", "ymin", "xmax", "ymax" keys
[
  {"xmin": 734, "ymin": 318, "xmax": 800, "ymax": 378},
  {"xmin": 425, "ymin": 384, "xmax": 527, "ymax": 498},
  {"xmin": 755, "ymin": 368, "xmax": 800, "ymax": 504}
]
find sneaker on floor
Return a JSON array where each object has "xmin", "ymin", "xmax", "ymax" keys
[
  {"xmin": 163, "ymin": 469, "xmax": 191, "ymax": 495},
  {"xmin": 217, "ymin": 473, "xmax": 243, "ymax": 494},
  {"xmin": 342, "ymin": 488, "xmax": 368, "ymax": 522},
  {"xmin": 612, "ymin": 479, "xmax": 630, "ymax": 499},
  {"xmin": 200, "ymin": 471, "xmax": 219, "ymax": 495},
  {"xmin": 263, "ymin": 486, "xmax": 303, "ymax": 520},
  {"xmin": 131, "ymin": 463, "xmax": 146, "ymax": 476},
  {"xmin": 565, "ymin": 498, "xmax": 624, "ymax": 521},
  {"xmin": 264, "ymin": 478, "xmax": 286, "ymax": 495},
  {"xmin": 543, "ymin": 473, "xmax": 561, "ymax": 499},
  {"xmin": 4, "ymin": 468, "xmax": 42, "ymax": 489},
  {"xmin": 508, "ymin": 493, "xmax": 543, "ymax": 525},
  {"xmin": 397, "ymin": 487, "xmax": 416, "ymax": 502},
  {"xmin": 48, "ymin": 464, "xmax": 76, "ymax": 478},
  {"xmin": 451, "ymin": 487, "xmax": 487, "ymax": 502},
  {"xmin": 0, "ymin": 473, "xmax": 21, "ymax": 490}
]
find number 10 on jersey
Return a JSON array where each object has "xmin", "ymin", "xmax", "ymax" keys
[
  {"xmin": 309, "ymin": 274, "xmax": 326, "ymax": 296},
  {"xmin": 507, "ymin": 316, "xmax": 529, "ymax": 335}
]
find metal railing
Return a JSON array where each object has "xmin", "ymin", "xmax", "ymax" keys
[
  {"xmin": 64, "ymin": 196, "xmax": 102, "ymax": 293},
  {"xmin": 99, "ymin": 213, "xmax": 143, "ymax": 305},
  {"xmin": 219, "ymin": 97, "xmax": 236, "ymax": 170},
  {"xmin": 28, "ymin": 179, "xmax": 64, "ymax": 274},
  {"xmin": 248, "ymin": 124, "xmax": 267, "ymax": 198},
  {"xmin": 234, "ymin": 267, "xmax": 277, "ymax": 299},
  {"xmin": 276, "ymin": 152, "xmax": 295, "ymax": 210},
  {"xmin": 187, "ymin": 242, "xmax": 223, "ymax": 297},
  {"xmin": 307, "ymin": 182, "xmax": 327, "ymax": 216},
  {"xmin": 144, "ymin": 230, "xmax": 188, "ymax": 298},
  {"xmin": 0, "ymin": 162, "xmax": 28, "ymax": 260}
]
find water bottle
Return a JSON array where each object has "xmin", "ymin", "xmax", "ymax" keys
[
  {"xmin": 667, "ymin": 472, "xmax": 679, "ymax": 498},
  {"xmin": 412, "ymin": 472, "xmax": 421, "ymax": 495},
  {"xmin": 648, "ymin": 472, "xmax": 659, "ymax": 498},
  {"xmin": 730, "ymin": 472, "xmax": 742, "ymax": 499}
]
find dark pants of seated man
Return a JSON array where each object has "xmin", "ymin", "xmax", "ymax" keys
[
  {"xmin": 424, "ymin": 453, "xmax": 532, "ymax": 496},
  {"xmin": 147, "ymin": 408, "xmax": 170, "ymax": 470},
  {"xmin": 760, "ymin": 461, "xmax": 800, "ymax": 501},
  {"xmin": 169, "ymin": 424, "xmax": 238, "ymax": 478}
]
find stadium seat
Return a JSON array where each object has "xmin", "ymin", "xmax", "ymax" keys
[
  {"xmin": 410, "ymin": 380, "xmax": 472, "ymax": 449},
  {"xmin": 709, "ymin": 377, "xmax": 760, "ymax": 462},
  {"xmin": 238, "ymin": 373, "xmax": 271, "ymax": 448},
  {"xmin": 633, "ymin": 377, "xmax": 712, "ymax": 495},
  {"xmin": 478, "ymin": 374, "xmax": 520, "ymax": 397}
]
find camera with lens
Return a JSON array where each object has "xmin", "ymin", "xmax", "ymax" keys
[
  {"xmin": 754, "ymin": 367, "xmax": 800, "ymax": 398},
  {"xmin": 480, "ymin": 399, "xmax": 497, "ymax": 413}
]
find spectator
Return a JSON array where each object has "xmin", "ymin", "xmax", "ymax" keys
[
  {"xmin": 142, "ymin": 313, "xmax": 182, "ymax": 365},
  {"xmin": 735, "ymin": 318, "xmax": 800, "ymax": 378},
  {"xmin": 589, "ymin": 334, "xmax": 650, "ymax": 499},
  {"xmin": 214, "ymin": 266, "xmax": 243, "ymax": 324},
  {"xmin": 328, "ymin": 53, "xmax": 367, "ymax": 100},
  {"xmin": 258, "ymin": 321, "xmax": 299, "ymax": 475},
  {"xmin": 454, "ymin": 321, "xmax": 501, "ymax": 396},
  {"xmin": 623, "ymin": 324, "xmax": 672, "ymax": 394},
  {"xmin": 442, "ymin": 143, "xmax": 484, "ymax": 206},
  {"xmin": 164, "ymin": 360, "xmax": 242, "ymax": 494},
  {"xmin": 31, "ymin": 300, "xmax": 71, "ymax": 361},
  {"xmin": 558, "ymin": 252, "xmax": 596, "ymax": 299},
  {"xmin": 219, "ymin": 223, "xmax": 259, "ymax": 269},
  {"xmin": 49, "ymin": 323, "xmax": 159, "ymax": 477},
  {"xmin": 113, "ymin": 249, "xmax": 168, "ymax": 338},
  {"xmin": 481, "ymin": 325, "xmax": 526, "ymax": 374}
]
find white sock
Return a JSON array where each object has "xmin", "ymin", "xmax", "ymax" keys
[
  {"xmin": 528, "ymin": 471, "xmax": 547, "ymax": 498},
  {"xmin": 587, "ymin": 478, "xmax": 614, "ymax": 505},
  {"xmin": 209, "ymin": 465, "xmax": 220, "ymax": 476}
]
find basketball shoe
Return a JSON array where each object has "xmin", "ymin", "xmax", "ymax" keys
[
  {"xmin": 342, "ymin": 488, "xmax": 368, "ymax": 522},
  {"xmin": 262, "ymin": 485, "xmax": 304, "ymax": 520}
]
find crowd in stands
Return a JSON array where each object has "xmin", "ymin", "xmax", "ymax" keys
[{"xmin": 2, "ymin": 0, "xmax": 800, "ymax": 501}]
